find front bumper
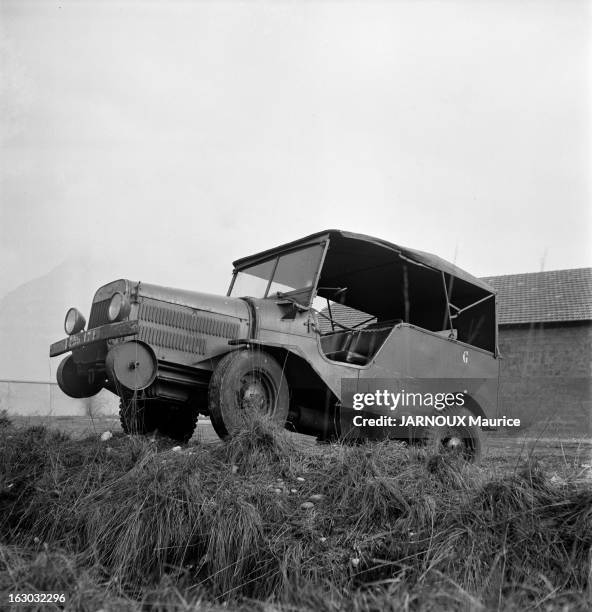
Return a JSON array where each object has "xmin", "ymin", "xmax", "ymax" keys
[{"xmin": 49, "ymin": 320, "xmax": 139, "ymax": 357}]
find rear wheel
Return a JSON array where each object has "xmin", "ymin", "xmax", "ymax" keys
[
  {"xmin": 208, "ymin": 349, "xmax": 290, "ymax": 439},
  {"xmin": 409, "ymin": 406, "xmax": 483, "ymax": 464},
  {"xmin": 119, "ymin": 399, "xmax": 199, "ymax": 442},
  {"xmin": 119, "ymin": 398, "xmax": 156, "ymax": 436},
  {"xmin": 152, "ymin": 403, "xmax": 199, "ymax": 443}
]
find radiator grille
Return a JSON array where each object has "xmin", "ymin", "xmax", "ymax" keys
[
  {"xmin": 137, "ymin": 301, "xmax": 240, "ymax": 355},
  {"xmin": 87, "ymin": 298, "xmax": 241, "ymax": 356},
  {"xmin": 88, "ymin": 299, "xmax": 110, "ymax": 329},
  {"xmin": 139, "ymin": 302, "xmax": 240, "ymax": 338},
  {"xmin": 139, "ymin": 326, "xmax": 207, "ymax": 355}
]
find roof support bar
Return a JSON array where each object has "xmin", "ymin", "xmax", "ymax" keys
[
  {"xmin": 449, "ymin": 293, "xmax": 494, "ymax": 318},
  {"xmin": 441, "ymin": 271, "xmax": 455, "ymax": 335}
]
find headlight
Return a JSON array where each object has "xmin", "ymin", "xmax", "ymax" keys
[
  {"xmin": 108, "ymin": 292, "xmax": 131, "ymax": 322},
  {"xmin": 64, "ymin": 308, "xmax": 86, "ymax": 335}
]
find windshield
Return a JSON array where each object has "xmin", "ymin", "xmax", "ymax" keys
[{"xmin": 229, "ymin": 243, "xmax": 325, "ymax": 304}]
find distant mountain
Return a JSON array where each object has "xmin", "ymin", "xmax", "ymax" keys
[
  {"xmin": 0, "ymin": 257, "xmax": 122, "ymax": 381},
  {"xmin": 0, "ymin": 249, "xmax": 228, "ymax": 383}
]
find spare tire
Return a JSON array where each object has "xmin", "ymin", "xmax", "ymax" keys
[{"xmin": 57, "ymin": 355, "xmax": 103, "ymax": 399}]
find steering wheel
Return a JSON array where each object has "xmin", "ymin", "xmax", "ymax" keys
[{"xmin": 317, "ymin": 286, "xmax": 348, "ymax": 302}]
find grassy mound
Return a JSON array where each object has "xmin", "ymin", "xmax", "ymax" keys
[{"xmin": 0, "ymin": 415, "xmax": 590, "ymax": 611}]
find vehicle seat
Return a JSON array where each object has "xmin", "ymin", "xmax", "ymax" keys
[
  {"xmin": 323, "ymin": 322, "xmax": 396, "ymax": 365},
  {"xmin": 320, "ymin": 330, "xmax": 352, "ymax": 356},
  {"xmin": 349, "ymin": 325, "xmax": 392, "ymax": 360},
  {"xmin": 325, "ymin": 348, "xmax": 367, "ymax": 365}
]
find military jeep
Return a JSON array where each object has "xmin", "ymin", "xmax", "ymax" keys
[{"xmin": 50, "ymin": 230, "xmax": 499, "ymax": 460}]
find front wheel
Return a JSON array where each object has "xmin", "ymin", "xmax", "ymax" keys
[
  {"xmin": 409, "ymin": 406, "xmax": 483, "ymax": 464},
  {"xmin": 208, "ymin": 349, "xmax": 290, "ymax": 439}
]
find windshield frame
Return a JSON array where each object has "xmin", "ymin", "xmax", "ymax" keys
[{"xmin": 227, "ymin": 239, "xmax": 329, "ymax": 306}]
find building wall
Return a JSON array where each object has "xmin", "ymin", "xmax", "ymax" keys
[
  {"xmin": 0, "ymin": 381, "xmax": 118, "ymax": 417},
  {"xmin": 497, "ymin": 322, "xmax": 592, "ymax": 436}
]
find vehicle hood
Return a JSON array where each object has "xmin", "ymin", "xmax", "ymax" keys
[{"xmin": 137, "ymin": 282, "xmax": 249, "ymax": 320}]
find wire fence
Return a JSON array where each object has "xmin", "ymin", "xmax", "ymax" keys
[
  {"xmin": 0, "ymin": 379, "xmax": 58, "ymax": 385},
  {"xmin": 0, "ymin": 379, "xmax": 117, "ymax": 417}
]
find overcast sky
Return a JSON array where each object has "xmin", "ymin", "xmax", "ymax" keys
[{"xmin": 1, "ymin": 0, "xmax": 590, "ymax": 300}]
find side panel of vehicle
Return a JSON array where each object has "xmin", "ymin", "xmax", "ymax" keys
[
  {"xmin": 253, "ymin": 299, "xmax": 361, "ymax": 397},
  {"xmin": 367, "ymin": 324, "xmax": 498, "ymax": 380},
  {"xmin": 363, "ymin": 324, "xmax": 499, "ymax": 418},
  {"xmin": 253, "ymin": 303, "xmax": 498, "ymax": 420}
]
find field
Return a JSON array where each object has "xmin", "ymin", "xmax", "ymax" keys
[
  {"xmin": 1, "ymin": 412, "xmax": 591, "ymax": 611},
  {"xmin": 10, "ymin": 415, "xmax": 591, "ymax": 477}
]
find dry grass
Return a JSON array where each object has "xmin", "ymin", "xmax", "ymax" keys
[{"xmin": 0, "ymin": 409, "xmax": 590, "ymax": 611}]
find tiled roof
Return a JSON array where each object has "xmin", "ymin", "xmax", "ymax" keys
[
  {"xmin": 482, "ymin": 268, "xmax": 592, "ymax": 325},
  {"xmin": 317, "ymin": 303, "xmax": 376, "ymax": 333}
]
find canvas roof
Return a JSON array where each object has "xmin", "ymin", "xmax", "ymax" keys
[{"xmin": 233, "ymin": 229, "xmax": 495, "ymax": 293}]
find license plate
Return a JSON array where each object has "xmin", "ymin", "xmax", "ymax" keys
[{"xmin": 66, "ymin": 328, "xmax": 100, "ymax": 349}]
